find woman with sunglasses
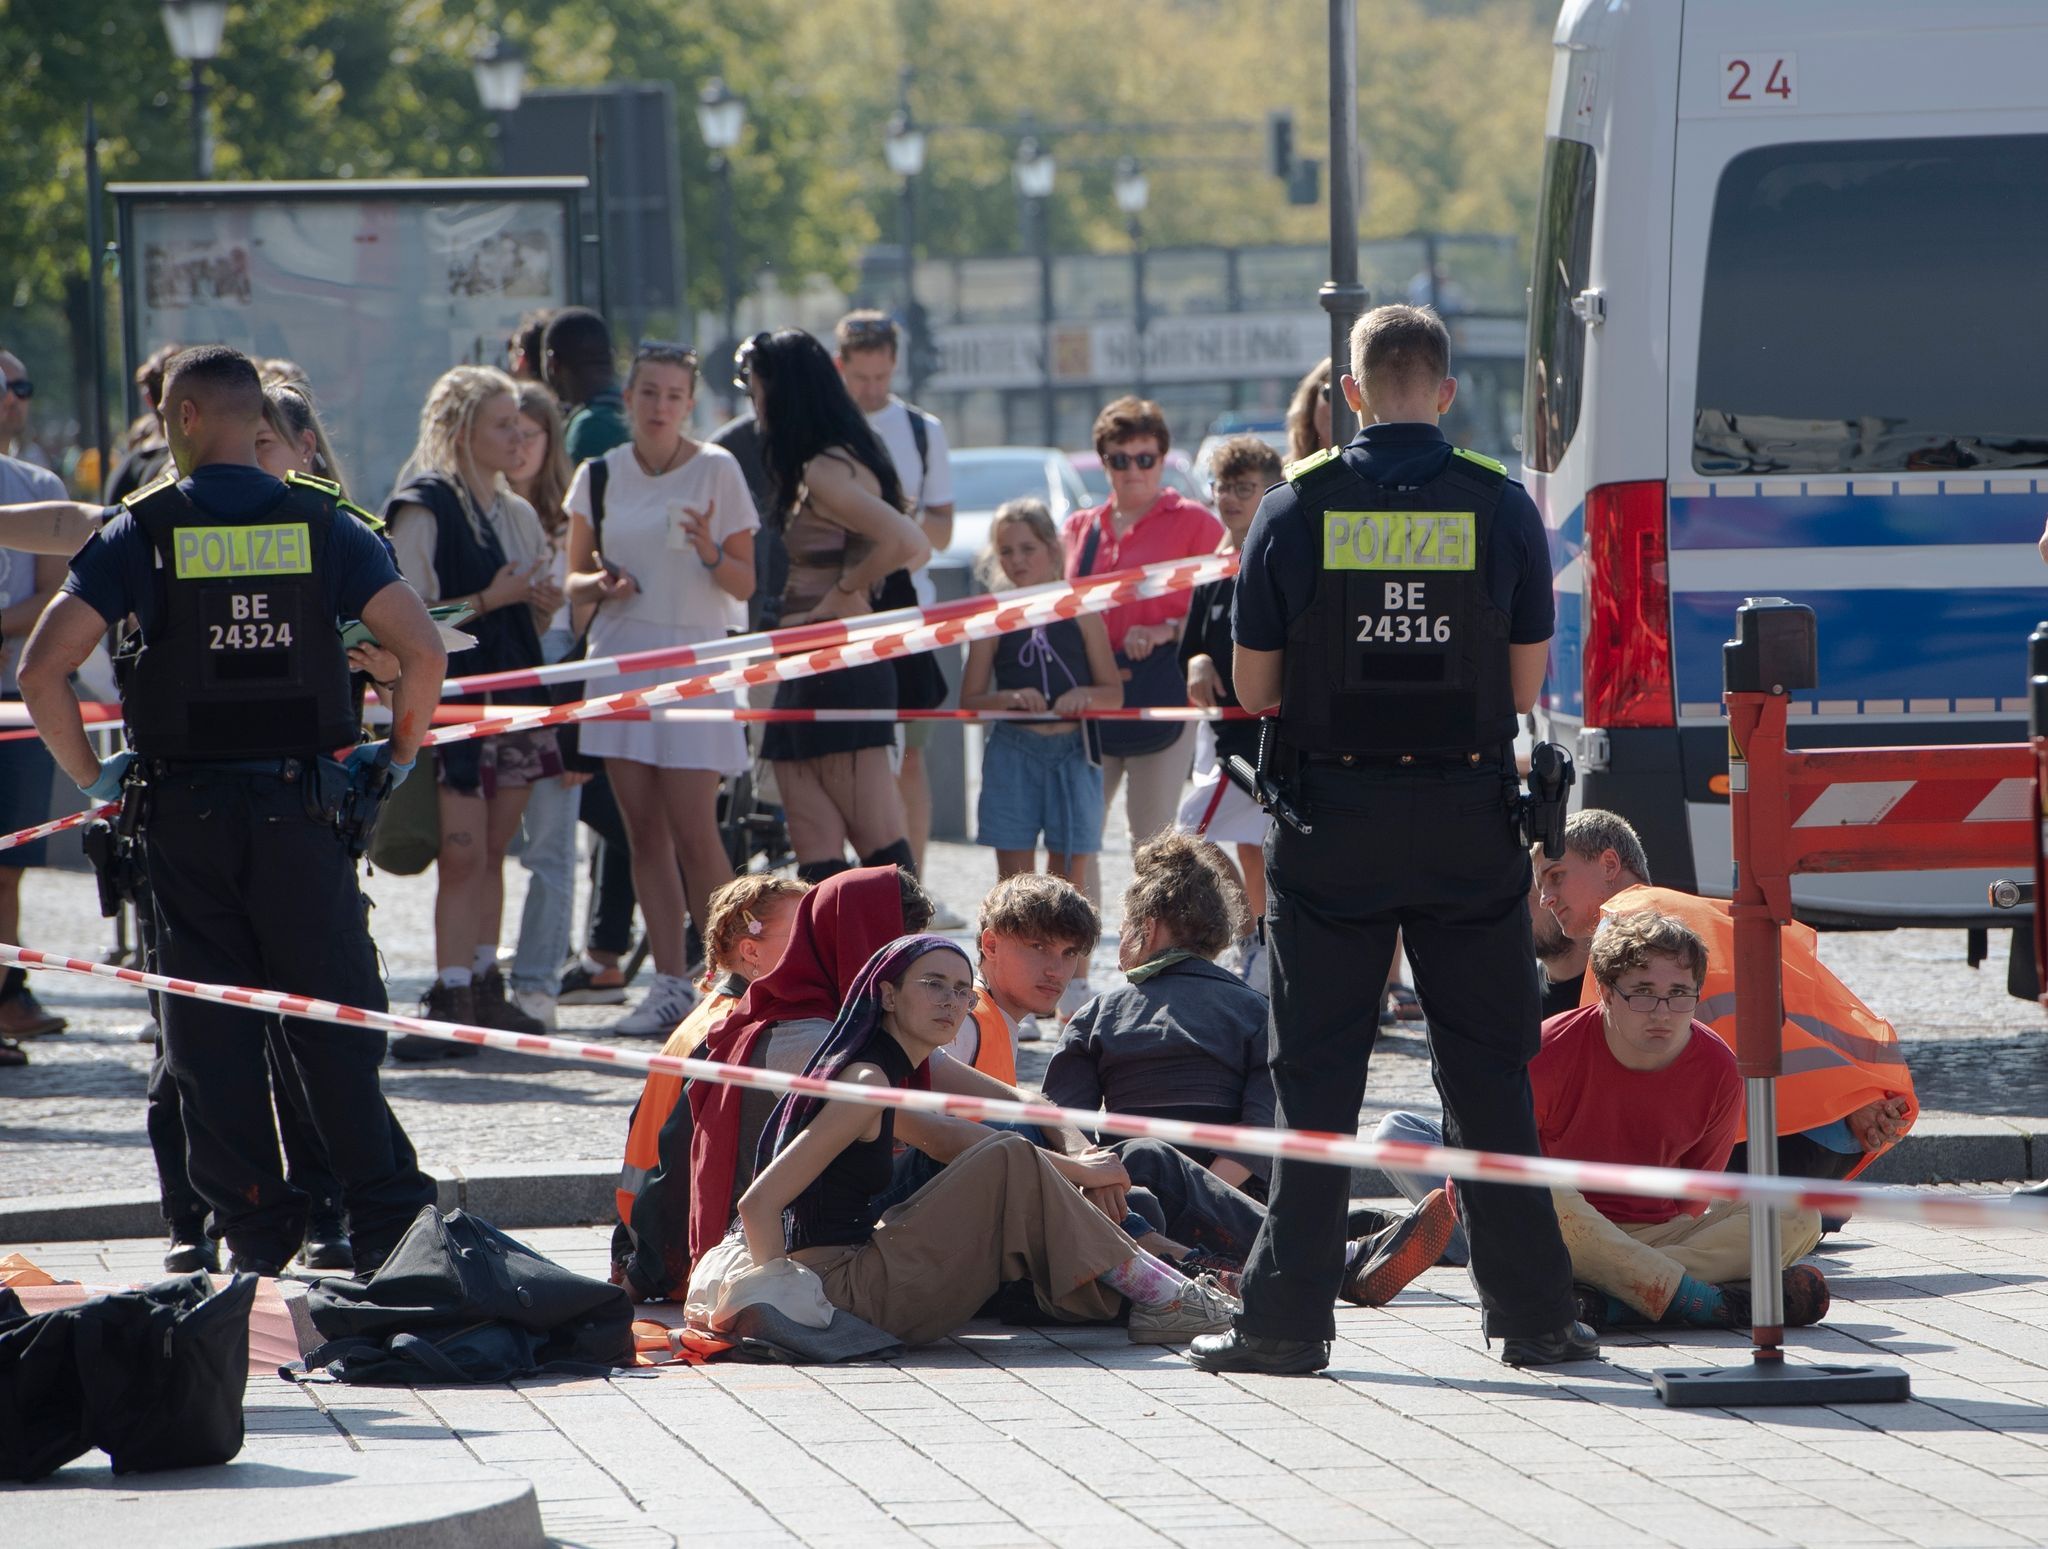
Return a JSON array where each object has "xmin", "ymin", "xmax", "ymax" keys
[
  {"xmin": 739, "ymin": 329, "xmax": 929, "ymax": 884},
  {"xmin": 564, "ymin": 344, "xmax": 759, "ymax": 1038},
  {"xmin": 1058, "ymin": 396, "xmax": 1221, "ymax": 877},
  {"xmin": 1285, "ymin": 358, "xmax": 1335, "ymax": 464}
]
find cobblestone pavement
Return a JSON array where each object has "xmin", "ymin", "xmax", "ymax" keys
[
  {"xmin": 11, "ymin": 1204, "xmax": 2048, "ymax": 1548},
  {"xmin": 4, "ymin": 801, "xmax": 2046, "ymax": 1201}
]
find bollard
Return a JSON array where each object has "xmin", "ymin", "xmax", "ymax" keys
[{"xmin": 1655, "ymin": 598, "xmax": 1910, "ymax": 1407}]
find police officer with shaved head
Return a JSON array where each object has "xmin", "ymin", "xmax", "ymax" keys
[
  {"xmin": 17, "ymin": 344, "xmax": 442, "ymax": 1277},
  {"xmin": 1189, "ymin": 305, "xmax": 1597, "ymax": 1375}
]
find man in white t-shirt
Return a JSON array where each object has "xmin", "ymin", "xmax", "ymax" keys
[{"xmin": 834, "ymin": 310, "xmax": 955, "ymax": 885}]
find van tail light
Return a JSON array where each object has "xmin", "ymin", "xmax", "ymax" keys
[{"xmin": 1582, "ymin": 479, "xmax": 1675, "ymax": 727}]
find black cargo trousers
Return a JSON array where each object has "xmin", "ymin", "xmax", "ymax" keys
[
  {"xmin": 1236, "ymin": 755, "xmax": 1577, "ymax": 1343},
  {"xmin": 142, "ymin": 757, "xmax": 433, "ymax": 1269}
]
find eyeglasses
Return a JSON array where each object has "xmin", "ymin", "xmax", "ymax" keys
[
  {"xmin": 1210, "ymin": 479, "xmax": 1265, "ymax": 500},
  {"xmin": 731, "ymin": 331, "xmax": 773, "ymax": 393},
  {"xmin": 1617, "ymin": 992, "xmax": 1700, "ymax": 1015},
  {"xmin": 2, "ymin": 380, "xmax": 32, "ymax": 400},
  {"xmin": 1104, "ymin": 451, "xmax": 1159, "ymax": 471},
  {"xmin": 909, "ymin": 975, "xmax": 976, "ymax": 1006}
]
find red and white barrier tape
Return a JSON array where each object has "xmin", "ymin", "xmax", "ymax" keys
[
  {"xmin": 0, "ymin": 802, "xmax": 119, "ymax": 855},
  {"xmin": 416, "ymin": 551, "xmax": 1236, "ymax": 749},
  {"xmin": 440, "ymin": 552, "xmax": 1239, "ymax": 698},
  {"xmin": 5, "ymin": 941, "xmax": 2043, "ymax": 1233}
]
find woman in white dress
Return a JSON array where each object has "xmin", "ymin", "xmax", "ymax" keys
[{"xmin": 564, "ymin": 344, "xmax": 758, "ymax": 1036}]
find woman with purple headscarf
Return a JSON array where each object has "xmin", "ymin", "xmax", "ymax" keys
[{"xmin": 738, "ymin": 935, "xmax": 1240, "ymax": 1348}]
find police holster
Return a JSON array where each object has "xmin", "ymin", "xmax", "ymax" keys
[
  {"xmin": 80, "ymin": 766, "xmax": 149, "ymax": 920},
  {"xmin": 332, "ymin": 754, "xmax": 393, "ymax": 861},
  {"xmin": 1224, "ymin": 718, "xmax": 1312, "ymax": 835},
  {"xmin": 1518, "ymin": 741, "xmax": 1575, "ymax": 857}
]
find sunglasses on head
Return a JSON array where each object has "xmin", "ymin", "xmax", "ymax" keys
[
  {"xmin": 731, "ymin": 331, "xmax": 773, "ymax": 392},
  {"xmin": 841, "ymin": 317, "xmax": 897, "ymax": 340},
  {"xmin": 1105, "ymin": 451, "xmax": 1159, "ymax": 471},
  {"xmin": 634, "ymin": 339, "xmax": 699, "ymax": 368},
  {"xmin": 2, "ymin": 379, "xmax": 32, "ymax": 400}
]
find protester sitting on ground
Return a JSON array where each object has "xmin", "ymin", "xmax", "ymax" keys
[
  {"xmin": 1361, "ymin": 911, "xmax": 1831, "ymax": 1331},
  {"xmin": 1043, "ymin": 832, "xmax": 1275, "ymax": 1200},
  {"xmin": 959, "ymin": 498, "xmax": 1120, "ymax": 889},
  {"xmin": 737, "ymin": 936, "xmax": 1241, "ymax": 1347},
  {"xmin": 1536, "ymin": 808, "xmax": 1916, "ymax": 1179},
  {"xmin": 613, "ymin": 874, "xmax": 809, "ymax": 1295}
]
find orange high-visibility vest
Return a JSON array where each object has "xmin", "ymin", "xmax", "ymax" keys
[
  {"xmin": 1580, "ymin": 884, "xmax": 1918, "ymax": 1179},
  {"xmin": 616, "ymin": 988, "xmax": 742, "ymax": 1234},
  {"xmin": 963, "ymin": 987, "xmax": 1017, "ymax": 1087}
]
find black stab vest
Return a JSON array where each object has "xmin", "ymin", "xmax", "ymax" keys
[{"xmin": 1278, "ymin": 445, "xmax": 1517, "ymax": 756}]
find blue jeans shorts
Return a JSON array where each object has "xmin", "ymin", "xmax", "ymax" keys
[{"xmin": 975, "ymin": 724, "xmax": 1103, "ymax": 857}]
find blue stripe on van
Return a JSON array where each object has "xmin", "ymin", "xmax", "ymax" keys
[
  {"xmin": 1545, "ymin": 502, "xmax": 1585, "ymax": 719},
  {"xmin": 1672, "ymin": 588, "xmax": 2035, "ymax": 708},
  {"xmin": 1670, "ymin": 491, "xmax": 2045, "ymax": 551}
]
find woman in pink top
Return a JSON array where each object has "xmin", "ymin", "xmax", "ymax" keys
[{"xmin": 1060, "ymin": 396, "xmax": 1222, "ymax": 870}]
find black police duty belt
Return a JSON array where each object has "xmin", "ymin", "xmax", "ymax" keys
[{"xmin": 1302, "ymin": 747, "xmax": 1510, "ymax": 770}]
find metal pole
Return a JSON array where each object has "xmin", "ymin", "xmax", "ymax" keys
[
  {"xmin": 718, "ymin": 154, "xmax": 739, "ymax": 413},
  {"xmin": 84, "ymin": 103, "xmax": 110, "ymax": 497},
  {"xmin": 590, "ymin": 106, "xmax": 610, "ymax": 321},
  {"xmin": 1130, "ymin": 215, "xmax": 1148, "ymax": 398},
  {"xmin": 1037, "ymin": 196, "xmax": 1055, "ymax": 446},
  {"xmin": 190, "ymin": 59, "xmax": 211, "ymax": 179},
  {"xmin": 1321, "ymin": 0, "xmax": 1367, "ymax": 442},
  {"xmin": 902, "ymin": 174, "xmax": 924, "ymax": 403}
]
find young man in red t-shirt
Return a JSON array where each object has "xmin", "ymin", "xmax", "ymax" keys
[{"xmin": 1356, "ymin": 910, "xmax": 1830, "ymax": 1328}]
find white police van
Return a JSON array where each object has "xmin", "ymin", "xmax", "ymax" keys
[{"xmin": 1528, "ymin": 0, "xmax": 2048, "ymax": 927}]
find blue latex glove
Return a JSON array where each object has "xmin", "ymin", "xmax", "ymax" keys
[
  {"xmin": 343, "ymin": 741, "xmax": 414, "ymax": 791},
  {"xmin": 79, "ymin": 750, "xmax": 135, "ymax": 804}
]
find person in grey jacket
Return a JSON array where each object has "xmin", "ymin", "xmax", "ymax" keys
[{"xmin": 1044, "ymin": 833, "xmax": 1276, "ymax": 1199}]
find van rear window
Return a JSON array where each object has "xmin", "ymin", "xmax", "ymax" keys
[
  {"xmin": 1523, "ymin": 138, "xmax": 1597, "ymax": 474},
  {"xmin": 1695, "ymin": 134, "xmax": 2048, "ymax": 476}
]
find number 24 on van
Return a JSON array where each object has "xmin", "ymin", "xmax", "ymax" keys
[{"xmin": 1721, "ymin": 53, "xmax": 1797, "ymax": 107}]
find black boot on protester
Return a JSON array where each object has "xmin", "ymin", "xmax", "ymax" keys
[
  {"xmin": 473, "ymin": 966, "xmax": 546, "ymax": 1035},
  {"xmin": 1186, "ymin": 1328, "xmax": 1332, "ymax": 1376},
  {"xmin": 1499, "ymin": 1319, "xmax": 1602, "ymax": 1368},
  {"xmin": 1716, "ymin": 1264, "xmax": 1831, "ymax": 1329},
  {"xmin": 391, "ymin": 981, "xmax": 482, "ymax": 1062}
]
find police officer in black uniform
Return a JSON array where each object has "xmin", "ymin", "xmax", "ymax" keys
[
  {"xmin": 18, "ymin": 345, "xmax": 444, "ymax": 1276},
  {"xmin": 1189, "ymin": 305, "xmax": 1597, "ymax": 1374}
]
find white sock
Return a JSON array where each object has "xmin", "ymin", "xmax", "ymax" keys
[
  {"xmin": 1098, "ymin": 1248, "xmax": 1193, "ymax": 1309},
  {"xmin": 472, "ymin": 946, "xmax": 497, "ymax": 976},
  {"xmin": 437, "ymin": 966, "xmax": 474, "ymax": 989}
]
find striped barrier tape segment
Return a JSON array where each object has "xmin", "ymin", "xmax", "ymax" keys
[
  {"xmin": 6, "ymin": 940, "xmax": 2045, "ymax": 1234},
  {"xmin": 439, "ymin": 552, "xmax": 1239, "ymax": 698},
  {"xmin": 416, "ymin": 552, "xmax": 1239, "ymax": 750},
  {"xmin": 0, "ymin": 802, "xmax": 120, "ymax": 856}
]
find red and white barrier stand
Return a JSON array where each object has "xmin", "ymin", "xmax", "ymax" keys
[{"xmin": 1656, "ymin": 600, "xmax": 2034, "ymax": 1407}]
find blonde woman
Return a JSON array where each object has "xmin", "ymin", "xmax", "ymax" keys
[
  {"xmin": 383, "ymin": 365, "xmax": 564, "ymax": 1045},
  {"xmin": 503, "ymin": 380, "xmax": 588, "ymax": 1027}
]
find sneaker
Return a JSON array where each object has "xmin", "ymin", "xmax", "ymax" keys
[
  {"xmin": 610, "ymin": 975, "xmax": 696, "ymax": 1039},
  {"xmin": 1718, "ymin": 1264, "xmax": 1831, "ymax": 1329},
  {"xmin": 133, "ymin": 1018, "xmax": 160, "ymax": 1045},
  {"xmin": 511, "ymin": 988, "xmax": 557, "ymax": 1031},
  {"xmin": 390, "ymin": 982, "xmax": 481, "ymax": 1061},
  {"xmin": 0, "ymin": 988, "xmax": 65, "ymax": 1039},
  {"xmin": 1176, "ymin": 1251, "xmax": 1245, "ymax": 1299},
  {"xmin": 558, "ymin": 956, "xmax": 628, "ymax": 1006},
  {"xmin": 1234, "ymin": 934, "xmax": 1269, "ymax": 996},
  {"xmin": 931, "ymin": 901, "xmax": 970, "ymax": 931},
  {"xmin": 1055, "ymin": 979, "xmax": 1094, "ymax": 1025},
  {"xmin": 1015, "ymin": 1015, "xmax": 1044, "ymax": 1045},
  {"xmin": 1342, "ymin": 1187, "xmax": 1455, "ymax": 1307},
  {"xmin": 1128, "ymin": 1272, "xmax": 1241, "ymax": 1345},
  {"xmin": 474, "ymin": 966, "xmax": 546, "ymax": 1035}
]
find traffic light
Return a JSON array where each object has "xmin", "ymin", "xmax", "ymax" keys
[
  {"xmin": 1287, "ymin": 156, "xmax": 1321, "ymax": 206},
  {"xmin": 1267, "ymin": 110, "xmax": 1295, "ymax": 180}
]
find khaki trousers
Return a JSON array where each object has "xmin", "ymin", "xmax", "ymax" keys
[
  {"xmin": 1553, "ymin": 1188, "xmax": 1823, "ymax": 1320},
  {"xmin": 1102, "ymin": 725, "xmax": 1195, "ymax": 850},
  {"xmin": 795, "ymin": 1132, "xmax": 1133, "ymax": 1347}
]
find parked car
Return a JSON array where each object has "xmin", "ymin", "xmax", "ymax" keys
[
  {"xmin": 1067, "ymin": 448, "xmax": 1206, "ymax": 505},
  {"xmin": 938, "ymin": 446, "xmax": 1092, "ymax": 573}
]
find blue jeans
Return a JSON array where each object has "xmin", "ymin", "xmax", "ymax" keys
[
  {"xmin": 509, "ymin": 628, "xmax": 583, "ymax": 995},
  {"xmin": 1372, "ymin": 1110, "xmax": 1469, "ymax": 1267}
]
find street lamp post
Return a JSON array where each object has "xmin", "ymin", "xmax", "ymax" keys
[
  {"xmin": 1322, "ymin": 0, "xmax": 1368, "ymax": 444},
  {"xmin": 697, "ymin": 77, "xmax": 747, "ymax": 410},
  {"xmin": 160, "ymin": 0, "xmax": 227, "ymax": 179},
  {"xmin": 470, "ymin": 35, "xmax": 527, "ymax": 166},
  {"xmin": 1114, "ymin": 156, "xmax": 1150, "ymax": 397},
  {"xmin": 884, "ymin": 86, "xmax": 929, "ymax": 401},
  {"xmin": 1014, "ymin": 136, "xmax": 1057, "ymax": 446}
]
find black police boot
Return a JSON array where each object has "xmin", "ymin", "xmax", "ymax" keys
[
  {"xmin": 300, "ymin": 1219, "xmax": 355, "ymax": 1273},
  {"xmin": 1499, "ymin": 1319, "xmax": 1602, "ymax": 1368},
  {"xmin": 164, "ymin": 1233, "xmax": 221, "ymax": 1275},
  {"xmin": 227, "ymin": 1253, "xmax": 285, "ymax": 1278},
  {"xmin": 1186, "ymin": 1328, "xmax": 1331, "ymax": 1376}
]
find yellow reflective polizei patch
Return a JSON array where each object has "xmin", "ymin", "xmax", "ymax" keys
[
  {"xmin": 1322, "ymin": 510, "xmax": 1476, "ymax": 571},
  {"xmin": 171, "ymin": 523, "xmax": 314, "ymax": 580}
]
